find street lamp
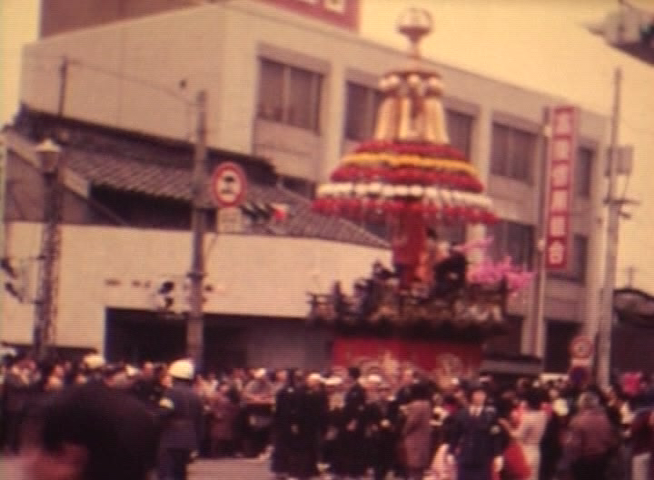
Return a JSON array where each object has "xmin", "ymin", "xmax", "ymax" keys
[
  {"xmin": 34, "ymin": 138, "xmax": 63, "ymax": 362},
  {"xmin": 37, "ymin": 138, "xmax": 62, "ymax": 175}
]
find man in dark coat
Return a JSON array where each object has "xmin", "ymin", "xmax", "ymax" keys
[
  {"xmin": 157, "ymin": 359, "xmax": 204, "ymax": 480},
  {"xmin": 271, "ymin": 370, "xmax": 299, "ymax": 479},
  {"xmin": 20, "ymin": 380, "xmax": 159, "ymax": 480},
  {"xmin": 447, "ymin": 385, "xmax": 503, "ymax": 480},
  {"xmin": 433, "ymin": 246, "xmax": 467, "ymax": 298},
  {"xmin": 1, "ymin": 354, "xmax": 38, "ymax": 453},
  {"xmin": 559, "ymin": 391, "xmax": 618, "ymax": 480},
  {"xmin": 336, "ymin": 366, "xmax": 369, "ymax": 479},
  {"xmin": 271, "ymin": 371, "xmax": 327, "ymax": 480}
]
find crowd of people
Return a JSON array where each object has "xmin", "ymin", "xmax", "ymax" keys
[{"xmin": 1, "ymin": 351, "xmax": 653, "ymax": 480}]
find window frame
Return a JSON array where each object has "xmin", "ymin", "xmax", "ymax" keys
[
  {"xmin": 445, "ymin": 108, "xmax": 474, "ymax": 159},
  {"xmin": 575, "ymin": 146, "xmax": 594, "ymax": 198},
  {"xmin": 548, "ymin": 233, "xmax": 588, "ymax": 284},
  {"xmin": 488, "ymin": 219, "xmax": 535, "ymax": 269},
  {"xmin": 490, "ymin": 122, "xmax": 537, "ymax": 183},
  {"xmin": 344, "ymin": 81, "xmax": 382, "ymax": 142},
  {"xmin": 257, "ymin": 57, "xmax": 323, "ymax": 132}
]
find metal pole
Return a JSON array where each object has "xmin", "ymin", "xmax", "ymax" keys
[
  {"xmin": 34, "ymin": 140, "xmax": 64, "ymax": 362},
  {"xmin": 0, "ymin": 135, "xmax": 6, "ymax": 320},
  {"xmin": 597, "ymin": 67, "xmax": 622, "ymax": 389},
  {"xmin": 531, "ymin": 108, "xmax": 551, "ymax": 360},
  {"xmin": 57, "ymin": 56, "xmax": 68, "ymax": 117},
  {"xmin": 187, "ymin": 90, "xmax": 208, "ymax": 370}
]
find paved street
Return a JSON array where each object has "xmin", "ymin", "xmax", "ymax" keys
[
  {"xmin": 0, "ymin": 455, "xmax": 273, "ymax": 480},
  {"xmin": 188, "ymin": 457, "xmax": 272, "ymax": 479}
]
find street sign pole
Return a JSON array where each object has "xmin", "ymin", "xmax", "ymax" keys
[{"xmin": 187, "ymin": 90, "xmax": 208, "ymax": 370}]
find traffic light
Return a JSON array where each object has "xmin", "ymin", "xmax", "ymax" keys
[
  {"xmin": 152, "ymin": 277, "xmax": 177, "ymax": 311},
  {"xmin": 1, "ymin": 257, "xmax": 27, "ymax": 302}
]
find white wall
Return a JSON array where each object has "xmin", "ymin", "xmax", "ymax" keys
[{"xmin": 1, "ymin": 222, "xmax": 390, "ymax": 353}]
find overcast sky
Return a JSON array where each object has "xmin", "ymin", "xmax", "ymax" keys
[{"xmin": 2, "ymin": 0, "xmax": 653, "ymax": 291}]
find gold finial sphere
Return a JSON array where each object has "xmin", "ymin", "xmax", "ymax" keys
[{"xmin": 397, "ymin": 7, "xmax": 433, "ymax": 57}]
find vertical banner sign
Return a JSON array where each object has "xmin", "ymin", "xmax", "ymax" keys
[{"xmin": 545, "ymin": 106, "xmax": 578, "ymax": 270}]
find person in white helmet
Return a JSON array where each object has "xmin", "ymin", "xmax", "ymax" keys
[{"xmin": 156, "ymin": 359, "xmax": 204, "ymax": 480}]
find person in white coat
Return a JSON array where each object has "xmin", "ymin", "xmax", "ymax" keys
[{"xmin": 513, "ymin": 389, "xmax": 548, "ymax": 480}]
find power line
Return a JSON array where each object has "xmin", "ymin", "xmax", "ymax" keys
[{"xmin": 24, "ymin": 51, "xmax": 194, "ymax": 105}]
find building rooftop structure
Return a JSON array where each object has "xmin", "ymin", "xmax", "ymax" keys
[{"xmin": 8, "ymin": 107, "xmax": 388, "ymax": 248}]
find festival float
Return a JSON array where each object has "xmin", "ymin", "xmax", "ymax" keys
[{"xmin": 309, "ymin": 9, "xmax": 533, "ymax": 387}]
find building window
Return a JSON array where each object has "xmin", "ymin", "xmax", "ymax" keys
[
  {"xmin": 544, "ymin": 320, "xmax": 579, "ymax": 373},
  {"xmin": 571, "ymin": 234, "xmax": 588, "ymax": 283},
  {"xmin": 575, "ymin": 147, "xmax": 594, "ymax": 198},
  {"xmin": 488, "ymin": 220, "xmax": 534, "ymax": 268},
  {"xmin": 490, "ymin": 123, "xmax": 537, "ymax": 182},
  {"xmin": 257, "ymin": 58, "xmax": 322, "ymax": 131},
  {"xmin": 549, "ymin": 234, "xmax": 588, "ymax": 283},
  {"xmin": 446, "ymin": 109, "xmax": 474, "ymax": 159},
  {"xmin": 344, "ymin": 82, "xmax": 381, "ymax": 141}
]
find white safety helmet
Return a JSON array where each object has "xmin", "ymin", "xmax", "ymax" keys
[
  {"xmin": 324, "ymin": 376, "xmax": 343, "ymax": 387},
  {"xmin": 367, "ymin": 374, "xmax": 383, "ymax": 385},
  {"xmin": 307, "ymin": 373, "xmax": 324, "ymax": 384},
  {"xmin": 168, "ymin": 359, "xmax": 194, "ymax": 380},
  {"xmin": 83, "ymin": 354, "xmax": 106, "ymax": 371}
]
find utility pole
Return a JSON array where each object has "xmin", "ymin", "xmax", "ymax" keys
[
  {"xmin": 597, "ymin": 67, "xmax": 622, "ymax": 389},
  {"xmin": 625, "ymin": 266, "xmax": 637, "ymax": 287},
  {"xmin": 0, "ymin": 135, "xmax": 6, "ymax": 320},
  {"xmin": 187, "ymin": 90, "xmax": 208, "ymax": 369},
  {"xmin": 58, "ymin": 56, "xmax": 68, "ymax": 117},
  {"xmin": 34, "ymin": 139, "xmax": 64, "ymax": 362},
  {"xmin": 530, "ymin": 108, "xmax": 551, "ymax": 360}
]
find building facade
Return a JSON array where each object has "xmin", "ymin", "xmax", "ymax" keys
[{"xmin": 4, "ymin": 0, "xmax": 609, "ymax": 372}]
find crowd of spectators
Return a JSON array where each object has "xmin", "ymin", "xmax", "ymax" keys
[{"xmin": 1, "ymin": 350, "xmax": 653, "ymax": 480}]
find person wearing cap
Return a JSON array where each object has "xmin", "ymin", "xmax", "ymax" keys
[
  {"xmin": 271, "ymin": 370, "xmax": 326, "ymax": 480},
  {"xmin": 20, "ymin": 380, "xmax": 159, "ymax": 480},
  {"xmin": 321, "ymin": 375, "xmax": 344, "ymax": 474},
  {"xmin": 367, "ymin": 378, "xmax": 401, "ymax": 480},
  {"xmin": 336, "ymin": 366, "xmax": 370, "ymax": 479},
  {"xmin": 242, "ymin": 368, "xmax": 274, "ymax": 458},
  {"xmin": 446, "ymin": 384, "xmax": 504, "ymax": 480},
  {"xmin": 80, "ymin": 354, "xmax": 106, "ymax": 384},
  {"xmin": 305, "ymin": 371, "xmax": 329, "ymax": 453},
  {"xmin": 157, "ymin": 359, "xmax": 204, "ymax": 480},
  {"xmin": 558, "ymin": 391, "xmax": 619, "ymax": 480}
]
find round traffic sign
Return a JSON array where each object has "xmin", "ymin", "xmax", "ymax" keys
[
  {"xmin": 569, "ymin": 335, "xmax": 594, "ymax": 359},
  {"xmin": 210, "ymin": 162, "xmax": 247, "ymax": 208}
]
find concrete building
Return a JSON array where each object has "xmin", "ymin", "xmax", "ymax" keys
[{"xmin": 2, "ymin": 0, "xmax": 609, "ymax": 373}]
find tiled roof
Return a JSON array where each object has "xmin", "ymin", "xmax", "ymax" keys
[
  {"xmin": 65, "ymin": 148, "xmax": 192, "ymax": 201},
  {"xmin": 13, "ymin": 110, "xmax": 389, "ymax": 249}
]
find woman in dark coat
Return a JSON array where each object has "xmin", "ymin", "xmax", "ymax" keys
[
  {"xmin": 400, "ymin": 382, "xmax": 433, "ymax": 480},
  {"xmin": 208, "ymin": 384, "xmax": 239, "ymax": 458},
  {"xmin": 271, "ymin": 371, "xmax": 325, "ymax": 480}
]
